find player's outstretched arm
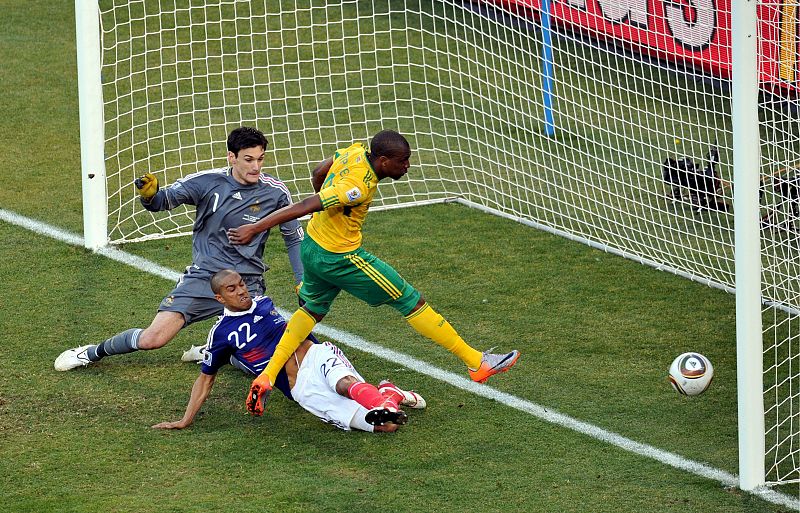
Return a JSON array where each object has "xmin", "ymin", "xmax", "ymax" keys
[
  {"xmin": 152, "ymin": 372, "xmax": 216, "ymax": 429},
  {"xmin": 134, "ymin": 172, "xmax": 174, "ymax": 212},
  {"xmin": 227, "ymin": 195, "xmax": 324, "ymax": 245}
]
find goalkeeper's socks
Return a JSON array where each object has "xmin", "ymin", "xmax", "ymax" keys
[
  {"xmin": 405, "ymin": 303, "xmax": 483, "ymax": 370},
  {"xmin": 348, "ymin": 381, "xmax": 397, "ymax": 409},
  {"xmin": 87, "ymin": 328, "xmax": 142, "ymax": 361}
]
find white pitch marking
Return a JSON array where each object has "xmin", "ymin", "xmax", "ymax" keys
[{"xmin": 1, "ymin": 207, "xmax": 797, "ymax": 511}]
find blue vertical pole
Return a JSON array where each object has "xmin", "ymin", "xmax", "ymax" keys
[{"xmin": 539, "ymin": 0, "xmax": 556, "ymax": 136}]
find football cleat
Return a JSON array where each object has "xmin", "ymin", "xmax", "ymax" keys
[
  {"xmin": 54, "ymin": 345, "xmax": 94, "ymax": 371},
  {"xmin": 245, "ymin": 380, "xmax": 273, "ymax": 416},
  {"xmin": 181, "ymin": 345, "xmax": 206, "ymax": 363},
  {"xmin": 365, "ymin": 403, "xmax": 408, "ymax": 426},
  {"xmin": 378, "ymin": 380, "xmax": 426, "ymax": 409},
  {"xmin": 468, "ymin": 349, "xmax": 520, "ymax": 384}
]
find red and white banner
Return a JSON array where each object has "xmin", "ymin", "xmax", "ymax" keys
[{"xmin": 491, "ymin": 0, "xmax": 797, "ymax": 92}]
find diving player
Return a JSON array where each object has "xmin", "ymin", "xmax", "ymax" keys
[
  {"xmin": 226, "ymin": 130, "xmax": 520, "ymax": 416},
  {"xmin": 152, "ymin": 269, "xmax": 425, "ymax": 432},
  {"xmin": 55, "ymin": 127, "xmax": 305, "ymax": 371}
]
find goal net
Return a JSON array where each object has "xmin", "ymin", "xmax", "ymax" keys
[{"xmin": 80, "ymin": 0, "xmax": 800, "ymax": 488}]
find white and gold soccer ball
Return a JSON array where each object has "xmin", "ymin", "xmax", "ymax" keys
[{"xmin": 668, "ymin": 352, "xmax": 713, "ymax": 396}]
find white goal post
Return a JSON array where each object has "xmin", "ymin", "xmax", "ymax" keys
[
  {"xmin": 76, "ymin": 0, "xmax": 799, "ymax": 490},
  {"xmin": 730, "ymin": 0, "xmax": 765, "ymax": 491},
  {"xmin": 76, "ymin": 0, "xmax": 108, "ymax": 250}
]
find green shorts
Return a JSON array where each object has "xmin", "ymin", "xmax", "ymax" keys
[{"xmin": 298, "ymin": 236, "xmax": 421, "ymax": 317}]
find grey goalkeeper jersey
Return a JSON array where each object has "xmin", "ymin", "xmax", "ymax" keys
[{"xmin": 141, "ymin": 167, "xmax": 304, "ymax": 282}]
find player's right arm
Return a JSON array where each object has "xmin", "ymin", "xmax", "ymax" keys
[
  {"xmin": 152, "ymin": 372, "xmax": 216, "ymax": 429},
  {"xmin": 136, "ymin": 171, "xmax": 210, "ymax": 212},
  {"xmin": 229, "ymin": 167, "xmax": 369, "ymax": 246},
  {"xmin": 228, "ymin": 156, "xmax": 333, "ymax": 245},
  {"xmin": 154, "ymin": 318, "xmax": 237, "ymax": 428},
  {"xmin": 227, "ymin": 194, "xmax": 323, "ymax": 245},
  {"xmin": 135, "ymin": 172, "xmax": 172, "ymax": 211}
]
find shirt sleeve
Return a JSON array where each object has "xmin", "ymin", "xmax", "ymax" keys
[
  {"xmin": 200, "ymin": 328, "xmax": 233, "ymax": 375},
  {"xmin": 317, "ymin": 176, "xmax": 368, "ymax": 209},
  {"xmin": 270, "ymin": 178, "xmax": 305, "ymax": 283},
  {"xmin": 141, "ymin": 173, "xmax": 207, "ymax": 212},
  {"xmin": 280, "ymin": 224, "xmax": 305, "ymax": 284}
]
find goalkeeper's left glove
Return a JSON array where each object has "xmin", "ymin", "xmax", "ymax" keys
[
  {"xmin": 134, "ymin": 173, "xmax": 159, "ymax": 201},
  {"xmin": 246, "ymin": 374, "xmax": 273, "ymax": 416},
  {"xmin": 294, "ymin": 282, "xmax": 305, "ymax": 308}
]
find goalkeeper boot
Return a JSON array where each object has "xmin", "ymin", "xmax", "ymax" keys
[
  {"xmin": 365, "ymin": 397, "xmax": 408, "ymax": 426},
  {"xmin": 378, "ymin": 380, "xmax": 426, "ymax": 409},
  {"xmin": 54, "ymin": 345, "xmax": 94, "ymax": 371},
  {"xmin": 181, "ymin": 345, "xmax": 207, "ymax": 363},
  {"xmin": 468, "ymin": 349, "xmax": 520, "ymax": 384}
]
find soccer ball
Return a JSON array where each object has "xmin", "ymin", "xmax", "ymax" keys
[{"xmin": 668, "ymin": 352, "xmax": 713, "ymax": 396}]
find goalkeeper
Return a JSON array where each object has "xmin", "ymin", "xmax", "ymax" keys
[
  {"xmin": 153, "ymin": 270, "xmax": 425, "ymax": 432},
  {"xmin": 227, "ymin": 130, "xmax": 520, "ymax": 415},
  {"xmin": 54, "ymin": 127, "xmax": 305, "ymax": 371}
]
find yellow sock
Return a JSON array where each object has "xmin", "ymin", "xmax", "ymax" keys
[
  {"xmin": 405, "ymin": 303, "xmax": 482, "ymax": 369},
  {"xmin": 263, "ymin": 308, "xmax": 317, "ymax": 384}
]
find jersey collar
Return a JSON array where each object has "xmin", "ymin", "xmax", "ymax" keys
[{"xmin": 223, "ymin": 299, "xmax": 258, "ymax": 316}]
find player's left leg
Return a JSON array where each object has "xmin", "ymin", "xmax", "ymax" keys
[
  {"xmin": 311, "ymin": 341, "xmax": 407, "ymax": 425},
  {"xmin": 256, "ymin": 239, "xmax": 341, "ymax": 384},
  {"xmin": 338, "ymin": 375, "xmax": 407, "ymax": 426},
  {"xmin": 290, "ymin": 342, "xmax": 406, "ymax": 430},
  {"xmin": 337, "ymin": 248, "xmax": 485, "ymax": 371},
  {"xmin": 402, "ymin": 299, "xmax": 483, "ymax": 370},
  {"xmin": 54, "ymin": 312, "xmax": 185, "ymax": 371},
  {"xmin": 378, "ymin": 380, "xmax": 426, "ymax": 409},
  {"xmin": 313, "ymin": 341, "xmax": 408, "ymax": 426},
  {"xmin": 404, "ymin": 299, "xmax": 521, "ymax": 383},
  {"xmin": 346, "ymin": 248, "xmax": 520, "ymax": 383}
]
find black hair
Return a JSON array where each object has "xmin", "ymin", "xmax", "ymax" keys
[
  {"xmin": 227, "ymin": 127, "xmax": 268, "ymax": 156},
  {"xmin": 210, "ymin": 269, "xmax": 239, "ymax": 294},
  {"xmin": 370, "ymin": 130, "xmax": 410, "ymax": 159}
]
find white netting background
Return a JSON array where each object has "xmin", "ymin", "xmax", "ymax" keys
[
  {"xmin": 99, "ymin": 0, "xmax": 734, "ymax": 282},
  {"xmin": 760, "ymin": 0, "xmax": 800, "ymax": 486},
  {"xmin": 94, "ymin": 0, "xmax": 800, "ymax": 485}
]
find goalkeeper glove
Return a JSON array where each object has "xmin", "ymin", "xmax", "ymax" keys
[
  {"xmin": 134, "ymin": 173, "xmax": 159, "ymax": 201},
  {"xmin": 246, "ymin": 374, "xmax": 273, "ymax": 416}
]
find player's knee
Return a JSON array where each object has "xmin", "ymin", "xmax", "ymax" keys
[
  {"xmin": 138, "ymin": 312, "xmax": 184, "ymax": 349},
  {"xmin": 303, "ymin": 307, "xmax": 326, "ymax": 323},
  {"xmin": 410, "ymin": 296, "xmax": 426, "ymax": 313},
  {"xmin": 335, "ymin": 375, "xmax": 360, "ymax": 397},
  {"xmin": 136, "ymin": 329, "xmax": 173, "ymax": 350}
]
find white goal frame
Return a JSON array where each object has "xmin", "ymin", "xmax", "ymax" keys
[
  {"xmin": 75, "ymin": 0, "xmax": 773, "ymax": 491},
  {"xmin": 731, "ymin": 0, "xmax": 765, "ymax": 491},
  {"xmin": 76, "ymin": 0, "xmax": 108, "ymax": 250}
]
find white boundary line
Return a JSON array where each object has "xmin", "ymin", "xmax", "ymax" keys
[{"xmin": 1, "ymin": 207, "xmax": 797, "ymax": 510}]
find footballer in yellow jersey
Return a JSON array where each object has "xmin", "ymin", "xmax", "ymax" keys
[
  {"xmin": 227, "ymin": 130, "xmax": 520, "ymax": 417},
  {"xmin": 307, "ymin": 142, "xmax": 380, "ymax": 253}
]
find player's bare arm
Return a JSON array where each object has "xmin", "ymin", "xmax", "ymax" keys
[
  {"xmin": 227, "ymin": 195, "xmax": 324, "ymax": 245},
  {"xmin": 311, "ymin": 158, "xmax": 334, "ymax": 193},
  {"xmin": 152, "ymin": 372, "xmax": 216, "ymax": 429}
]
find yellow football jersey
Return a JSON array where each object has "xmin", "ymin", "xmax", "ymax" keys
[{"xmin": 307, "ymin": 143, "xmax": 379, "ymax": 253}]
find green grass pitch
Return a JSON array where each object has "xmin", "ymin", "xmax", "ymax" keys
[{"xmin": 0, "ymin": 0, "xmax": 796, "ymax": 511}]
